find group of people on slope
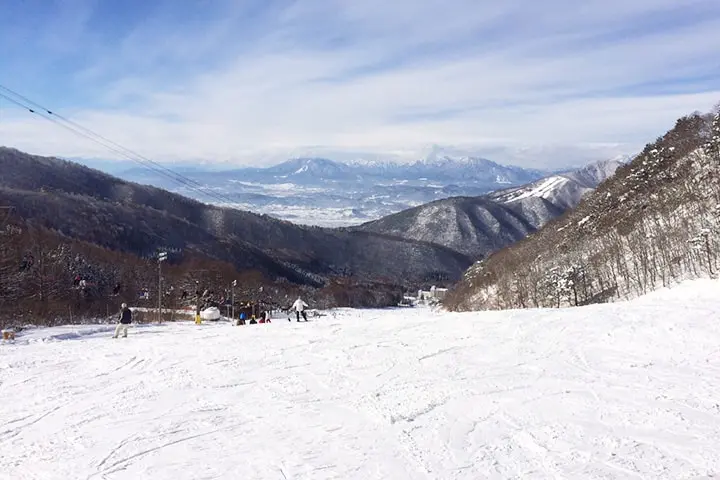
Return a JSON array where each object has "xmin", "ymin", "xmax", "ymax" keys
[
  {"xmin": 112, "ymin": 296, "xmax": 311, "ymax": 337},
  {"xmin": 237, "ymin": 309, "xmax": 270, "ymax": 325}
]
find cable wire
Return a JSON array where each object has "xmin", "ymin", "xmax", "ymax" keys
[{"xmin": 0, "ymin": 85, "xmax": 239, "ymax": 209}]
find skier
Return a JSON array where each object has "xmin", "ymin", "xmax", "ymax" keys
[
  {"xmin": 113, "ymin": 303, "xmax": 133, "ymax": 338},
  {"xmin": 292, "ymin": 297, "xmax": 309, "ymax": 322}
]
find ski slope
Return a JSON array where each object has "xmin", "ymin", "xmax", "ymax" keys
[{"xmin": 2, "ymin": 280, "xmax": 720, "ymax": 479}]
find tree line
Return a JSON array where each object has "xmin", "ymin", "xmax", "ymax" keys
[{"xmin": 0, "ymin": 216, "xmax": 404, "ymax": 329}]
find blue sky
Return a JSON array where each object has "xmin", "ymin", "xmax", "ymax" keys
[{"xmin": 1, "ymin": 0, "xmax": 719, "ymax": 168}]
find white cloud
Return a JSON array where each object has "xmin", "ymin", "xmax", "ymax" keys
[{"xmin": 0, "ymin": 0, "xmax": 718, "ymax": 168}]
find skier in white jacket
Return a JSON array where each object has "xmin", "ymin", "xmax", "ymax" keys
[{"xmin": 292, "ymin": 297, "xmax": 309, "ymax": 322}]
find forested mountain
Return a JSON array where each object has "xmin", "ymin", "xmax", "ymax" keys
[
  {"xmin": 0, "ymin": 147, "xmax": 476, "ymax": 326},
  {"xmin": 354, "ymin": 160, "xmax": 622, "ymax": 258},
  {"xmin": 445, "ymin": 107, "xmax": 720, "ymax": 311},
  {"xmin": 0, "ymin": 147, "xmax": 471, "ymax": 287}
]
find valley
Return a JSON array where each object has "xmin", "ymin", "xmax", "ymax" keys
[{"xmin": 117, "ymin": 155, "xmax": 552, "ymax": 226}]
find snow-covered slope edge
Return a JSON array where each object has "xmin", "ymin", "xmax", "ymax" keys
[
  {"xmin": 2, "ymin": 278, "xmax": 720, "ymax": 479},
  {"xmin": 489, "ymin": 158, "xmax": 624, "ymax": 209}
]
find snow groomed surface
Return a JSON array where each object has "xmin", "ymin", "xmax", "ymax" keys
[{"xmin": 2, "ymin": 280, "xmax": 720, "ymax": 479}]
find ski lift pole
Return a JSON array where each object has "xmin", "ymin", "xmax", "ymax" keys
[
  {"xmin": 231, "ymin": 279, "xmax": 237, "ymax": 321},
  {"xmin": 158, "ymin": 252, "xmax": 167, "ymax": 323},
  {"xmin": 195, "ymin": 280, "xmax": 201, "ymax": 325},
  {"xmin": 256, "ymin": 286, "xmax": 263, "ymax": 320}
]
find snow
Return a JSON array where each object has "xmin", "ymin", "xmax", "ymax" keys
[
  {"xmin": 578, "ymin": 215, "xmax": 592, "ymax": 226},
  {"xmin": 3, "ymin": 279, "xmax": 720, "ymax": 479},
  {"xmin": 249, "ymin": 205, "xmax": 376, "ymax": 227},
  {"xmin": 225, "ymin": 182, "xmax": 327, "ymax": 195},
  {"xmin": 498, "ymin": 175, "xmax": 569, "ymax": 203}
]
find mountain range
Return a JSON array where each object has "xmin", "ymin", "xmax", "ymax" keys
[
  {"xmin": 0, "ymin": 147, "xmax": 472, "ymax": 290},
  {"xmin": 0, "ymin": 140, "xmax": 630, "ymax": 320},
  {"xmin": 0, "ymin": 145, "xmax": 626, "ymax": 281},
  {"xmin": 121, "ymin": 155, "xmax": 549, "ymax": 186},
  {"xmin": 1, "ymin": 99, "xmax": 716, "ymax": 326},
  {"xmin": 117, "ymin": 155, "xmax": 552, "ymax": 226}
]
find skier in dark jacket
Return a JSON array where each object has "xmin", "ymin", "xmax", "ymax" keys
[{"xmin": 113, "ymin": 303, "xmax": 132, "ymax": 338}]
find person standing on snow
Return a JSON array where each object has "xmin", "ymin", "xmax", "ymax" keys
[
  {"xmin": 113, "ymin": 303, "xmax": 133, "ymax": 338},
  {"xmin": 292, "ymin": 297, "xmax": 309, "ymax": 322}
]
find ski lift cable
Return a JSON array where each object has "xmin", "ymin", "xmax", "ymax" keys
[
  {"xmin": 0, "ymin": 93, "xmax": 145, "ymax": 164},
  {"xmin": 0, "ymin": 84, "xmax": 213, "ymax": 193},
  {"xmin": 0, "ymin": 86, "xmax": 239, "ymax": 208},
  {"xmin": 0, "ymin": 96, "xmax": 215, "ymax": 291},
  {"xmin": 0, "ymin": 84, "xmax": 211, "ymax": 190},
  {"xmin": 0, "ymin": 91, "xmax": 234, "ymax": 207},
  {"xmin": 0, "ymin": 95, "xmax": 183, "ymax": 249},
  {"xmin": 0, "ymin": 91, "xmax": 227, "ymax": 206},
  {"xmin": 0, "ymin": 92, "xmax": 234, "ymax": 208}
]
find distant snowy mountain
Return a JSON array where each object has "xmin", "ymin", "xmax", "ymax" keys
[
  {"xmin": 211, "ymin": 155, "xmax": 546, "ymax": 185},
  {"xmin": 355, "ymin": 159, "xmax": 623, "ymax": 258},
  {"xmin": 117, "ymin": 156, "xmax": 551, "ymax": 226},
  {"xmin": 398, "ymin": 156, "xmax": 545, "ymax": 184},
  {"xmin": 564, "ymin": 157, "xmax": 628, "ymax": 187},
  {"xmin": 262, "ymin": 158, "xmax": 356, "ymax": 180}
]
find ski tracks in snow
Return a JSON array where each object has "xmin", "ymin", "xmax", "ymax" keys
[{"xmin": 3, "ymin": 283, "xmax": 720, "ymax": 479}]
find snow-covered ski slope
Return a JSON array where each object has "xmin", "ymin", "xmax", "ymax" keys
[{"xmin": 3, "ymin": 280, "xmax": 720, "ymax": 479}]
